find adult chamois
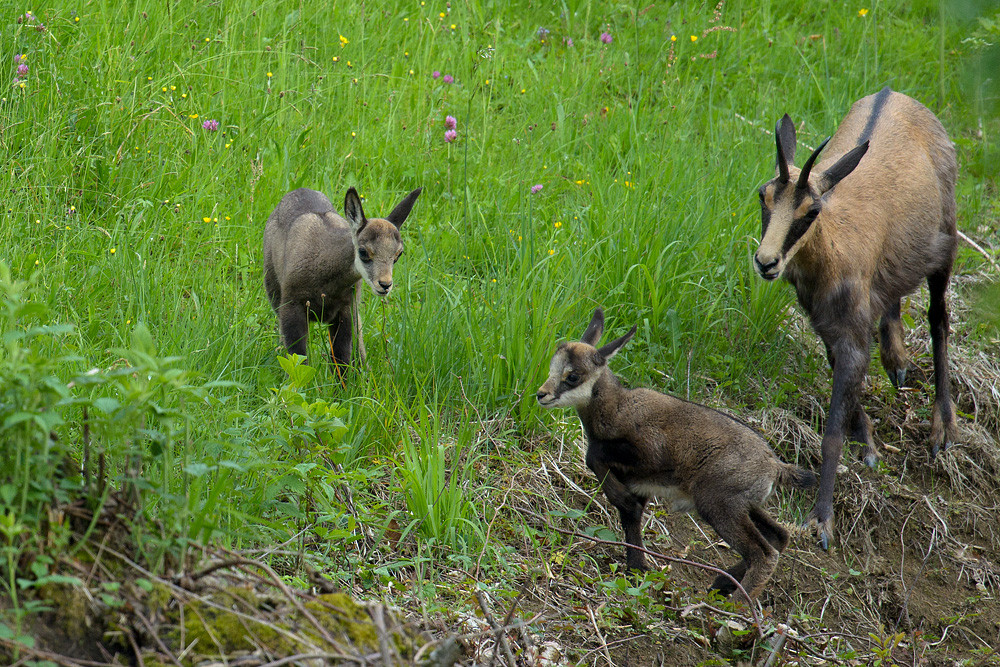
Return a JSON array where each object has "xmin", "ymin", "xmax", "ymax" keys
[
  {"xmin": 263, "ymin": 186, "xmax": 421, "ymax": 365},
  {"xmin": 537, "ymin": 308, "xmax": 816, "ymax": 601},
  {"xmin": 753, "ymin": 87, "xmax": 958, "ymax": 548}
]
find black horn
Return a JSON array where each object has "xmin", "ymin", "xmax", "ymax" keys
[
  {"xmin": 796, "ymin": 137, "xmax": 830, "ymax": 189},
  {"xmin": 775, "ymin": 120, "xmax": 790, "ymax": 183}
]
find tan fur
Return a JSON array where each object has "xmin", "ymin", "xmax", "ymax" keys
[
  {"xmin": 537, "ymin": 308, "xmax": 816, "ymax": 601},
  {"xmin": 753, "ymin": 88, "xmax": 958, "ymax": 549},
  {"xmin": 263, "ymin": 186, "xmax": 421, "ymax": 365}
]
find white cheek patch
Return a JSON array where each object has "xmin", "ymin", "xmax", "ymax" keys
[{"xmin": 548, "ymin": 374, "xmax": 597, "ymax": 408}]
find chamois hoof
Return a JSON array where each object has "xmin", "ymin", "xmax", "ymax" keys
[
  {"xmin": 709, "ymin": 575, "xmax": 738, "ymax": 598},
  {"xmin": 805, "ymin": 511, "xmax": 834, "ymax": 551},
  {"xmin": 862, "ymin": 450, "xmax": 879, "ymax": 468},
  {"xmin": 891, "ymin": 368, "xmax": 907, "ymax": 389}
]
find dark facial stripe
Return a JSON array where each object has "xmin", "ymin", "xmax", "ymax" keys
[
  {"xmin": 858, "ymin": 85, "xmax": 891, "ymax": 146},
  {"xmin": 781, "ymin": 210, "xmax": 817, "ymax": 254},
  {"xmin": 761, "ymin": 207, "xmax": 771, "ymax": 236}
]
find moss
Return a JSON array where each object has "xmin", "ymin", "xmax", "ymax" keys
[
  {"xmin": 37, "ymin": 581, "xmax": 91, "ymax": 641},
  {"xmin": 303, "ymin": 592, "xmax": 378, "ymax": 649},
  {"xmin": 180, "ymin": 599, "xmax": 283, "ymax": 654}
]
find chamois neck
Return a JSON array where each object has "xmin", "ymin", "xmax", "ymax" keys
[{"xmin": 576, "ymin": 367, "xmax": 625, "ymax": 423}]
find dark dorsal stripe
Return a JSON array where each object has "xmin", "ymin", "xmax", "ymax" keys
[{"xmin": 858, "ymin": 86, "xmax": 891, "ymax": 146}]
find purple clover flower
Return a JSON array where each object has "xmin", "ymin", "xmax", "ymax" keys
[
  {"xmin": 600, "ymin": 32, "xmax": 612, "ymax": 44},
  {"xmin": 445, "ymin": 115, "xmax": 457, "ymax": 130},
  {"xmin": 442, "ymin": 74, "xmax": 454, "ymax": 84},
  {"xmin": 432, "ymin": 70, "xmax": 441, "ymax": 79},
  {"xmin": 444, "ymin": 129, "xmax": 458, "ymax": 143},
  {"xmin": 17, "ymin": 63, "xmax": 28, "ymax": 76},
  {"xmin": 530, "ymin": 184, "xmax": 543, "ymax": 194},
  {"xmin": 202, "ymin": 119, "xmax": 220, "ymax": 131}
]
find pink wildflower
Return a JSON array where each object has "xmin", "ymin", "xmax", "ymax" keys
[
  {"xmin": 600, "ymin": 32, "xmax": 612, "ymax": 44},
  {"xmin": 564, "ymin": 37, "xmax": 574, "ymax": 47},
  {"xmin": 432, "ymin": 70, "xmax": 441, "ymax": 79},
  {"xmin": 17, "ymin": 63, "xmax": 28, "ymax": 76},
  {"xmin": 443, "ymin": 74, "xmax": 454, "ymax": 84},
  {"xmin": 445, "ymin": 115, "xmax": 457, "ymax": 130},
  {"xmin": 202, "ymin": 119, "xmax": 220, "ymax": 131},
  {"xmin": 530, "ymin": 184, "xmax": 543, "ymax": 194},
  {"xmin": 444, "ymin": 129, "xmax": 458, "ymax": 143}
]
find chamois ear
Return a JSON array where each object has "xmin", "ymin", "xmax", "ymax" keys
[
  {"xmin": 386, "ymin": 187, "xmax": 422, "ymax": 230},
  {"xmin": 597, "ymin": 325, "xmax": 636, "ymax": 362},
  {"xmin": 775, "ymin": 114, "xmax": 796, "ymax": 182},
  {"xmin": 818, "ymin": 141, "xmax": 869, "ymax": 194},
  {"xmin": 580, "ymin": 308, "xmax": 604, "ymax": 346},
  {"xmin": 344, "ymin": 188, "xmax": 368, "ymax": 233}
]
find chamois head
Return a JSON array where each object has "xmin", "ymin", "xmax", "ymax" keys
[
  {"xmin": 753, "ymin": 114, "xmax": 870, "ymax": 280},
  {"xmin": 536, "ymin": 308, "xmax": 636, "ymax": 409},
  {"xmin": 343, "ymin": 187, "xmax": 422, "ymax": 296}
]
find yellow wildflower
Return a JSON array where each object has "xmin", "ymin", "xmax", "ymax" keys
[
  {"xmin": 690, "ymin": 35, "xmax": 698, "ymax": 42},
  {"xmin": 858, "ymin": 8, "xmax": 869, "ymax": 17},
  {"xmin": 339, "ymin": 34, "xmax": 349, "ymax": 47}
]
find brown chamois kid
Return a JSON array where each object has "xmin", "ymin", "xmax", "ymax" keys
[
  {"xmin": 753, "ymin": 87, "xmax": 958, "ymax": 549},
  {"xmin": 537, "ymin": 308, "xmax": 817, "ymax": 601},
  {"xmin": 263, "ymin": 186, "xmax": 421, "ymax": 365}
]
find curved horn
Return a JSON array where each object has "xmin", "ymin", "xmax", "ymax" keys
[
  {"xmin": 796, "ymin": 137, "xmax": 830, "ymax": 189},
  {"xmin": 775, "ymin": 120, "xmax": 790, "ymax": 183}
]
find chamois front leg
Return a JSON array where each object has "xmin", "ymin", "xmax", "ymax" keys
[
  {"xmin": 928, "ymin": 270, "xmax": 958, "ymax": 455},
  {"xmin": 587, "ymin": 455, "xmax": 649, "ymax": 571},
  {"xmin": 328, "ymin": 308, "xmax": 353, "ymax": 367},
  {"xmin": 278, "ymin": 300, "xmax": 310, "ymax": 358},
  {"xmin": 808, "ymin": 336, "xmax": 869, "ymax": 550},
  {"xmin": 824, "ymin": 342, "xmax": 876, "ymax": 466},
  {"xmin": 879, "ymin": 299, "xmax": 909, "ymax": 389}
]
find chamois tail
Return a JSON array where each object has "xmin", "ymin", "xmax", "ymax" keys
[{"xmin": 776, "ymin": 462, "xmax": 818, "ymax": 490}]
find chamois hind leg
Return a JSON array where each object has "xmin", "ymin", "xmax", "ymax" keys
[
  {"xmin": 928, "ymin": 270, "xmax": 958, "ymax": 455},
  {"xmin": 701, "ymin": 502, "xmax": 778, "ymax": 602},
  {"xmin": 278, "ymin": 300, "xmax": 309, "ymax": 358},
  {"xmin": 749, "ymin": 505, "xmax": 789, "ymax": 553},
  {"xmin": 879, "ymin": 299, "xmax": 909, "ymax": 389},
  {"xmin": 264, "ymin": 265, "xmax": 282, "ymax": 313}
]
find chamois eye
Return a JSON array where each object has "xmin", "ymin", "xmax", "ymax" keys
[
  {"xmin": 566, "ymin": 372, "xmax": 580, "ymax": 385},
  {"xmin": 358, "ymin": 248, "xmax": 372, "ymax": 263}
]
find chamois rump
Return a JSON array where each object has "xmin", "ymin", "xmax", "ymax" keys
[
  {"xmin": 537, "ymin": 308, "xmax": 816, "ymax": 601},
  {"xmin": 263, "ymin": 186, "xmax": 421, "ymax": 365},
  {"xmin": 752, "ymin": 87, "xmax": 958, "ymax": 549}
]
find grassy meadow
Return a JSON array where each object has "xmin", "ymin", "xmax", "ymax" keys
[{"xmin": 2, "ymin": 0, "xmax": 999, "ymax": 662}]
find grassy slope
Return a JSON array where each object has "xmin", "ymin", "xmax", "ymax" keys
[{"xmin": 2, "ymin": 0, "xmax": 999, "ymax": 661}]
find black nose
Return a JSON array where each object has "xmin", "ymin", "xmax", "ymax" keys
[
  {"xmin": 536, "ymin": 391, "xmax": 546, "ymax": 401},
  {"xmin": 755, "ymin": 255, "xmax": 779, "ymax": 273},
  {"xmin": 379, "ymin": 280, "xmax": 392, "ymax": 290}
]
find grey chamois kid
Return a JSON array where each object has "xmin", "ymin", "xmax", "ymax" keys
[
  {"xmin": 263, "ymin": 186, "xmax": 421, "ymax": 365},
  {"xmin": 537, "ymin": 308, "xmax": 816, "ymax": 601}
]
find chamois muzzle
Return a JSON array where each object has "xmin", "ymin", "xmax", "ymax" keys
[{"xmin": 754, "ymin": 254, "xmax": 780, "ymax": 280}]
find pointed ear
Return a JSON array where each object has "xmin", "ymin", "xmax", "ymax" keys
[
  {"xmin": 597, "ymin": 325, "xmax": 636, "ymax": 362},
  {"xmin": 817, "ymin": 141, "xmax": 869, "ymax": 193},
  {"xmin": 580, "ymin": 308, "xmax": 604, "ymax": 346},
  {"xmin": 385, "ymin": 187, "xmax": 422, "ymax": 229},
  {"xmin": 775, "ymin": 114, "xmax": 796, "ymax": 181},
  {"xmin": 344, "ymin": 188, "xmax": 367, "ymax": 233}
]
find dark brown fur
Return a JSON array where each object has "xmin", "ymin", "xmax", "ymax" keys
[
  {"xmin": 537, "ymin": 308, "xmax": 816, "ymax": 601},
  {"xmin": 753, "ymin": 87, "xmax": 958, "ymax": 548},
  {"xmin": 263, "ymin": 186, "xmax": 420, "ymax": 365}
]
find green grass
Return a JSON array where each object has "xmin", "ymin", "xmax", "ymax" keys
[{"xmin": 1, "ymin": 0, "xmax": 998, "ymax": 640}]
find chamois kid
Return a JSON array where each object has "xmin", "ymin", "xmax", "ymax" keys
[
  {"xmin": 753, "ymin": 87, "xmax": 958, "ymax": 549},
  {"xmin": 537, "ymin": 308, "xmax": 816, "ymax": 601},
  {"xmin": 263, "ymin": 186, "xmax": 421, "ymax": 365}
]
